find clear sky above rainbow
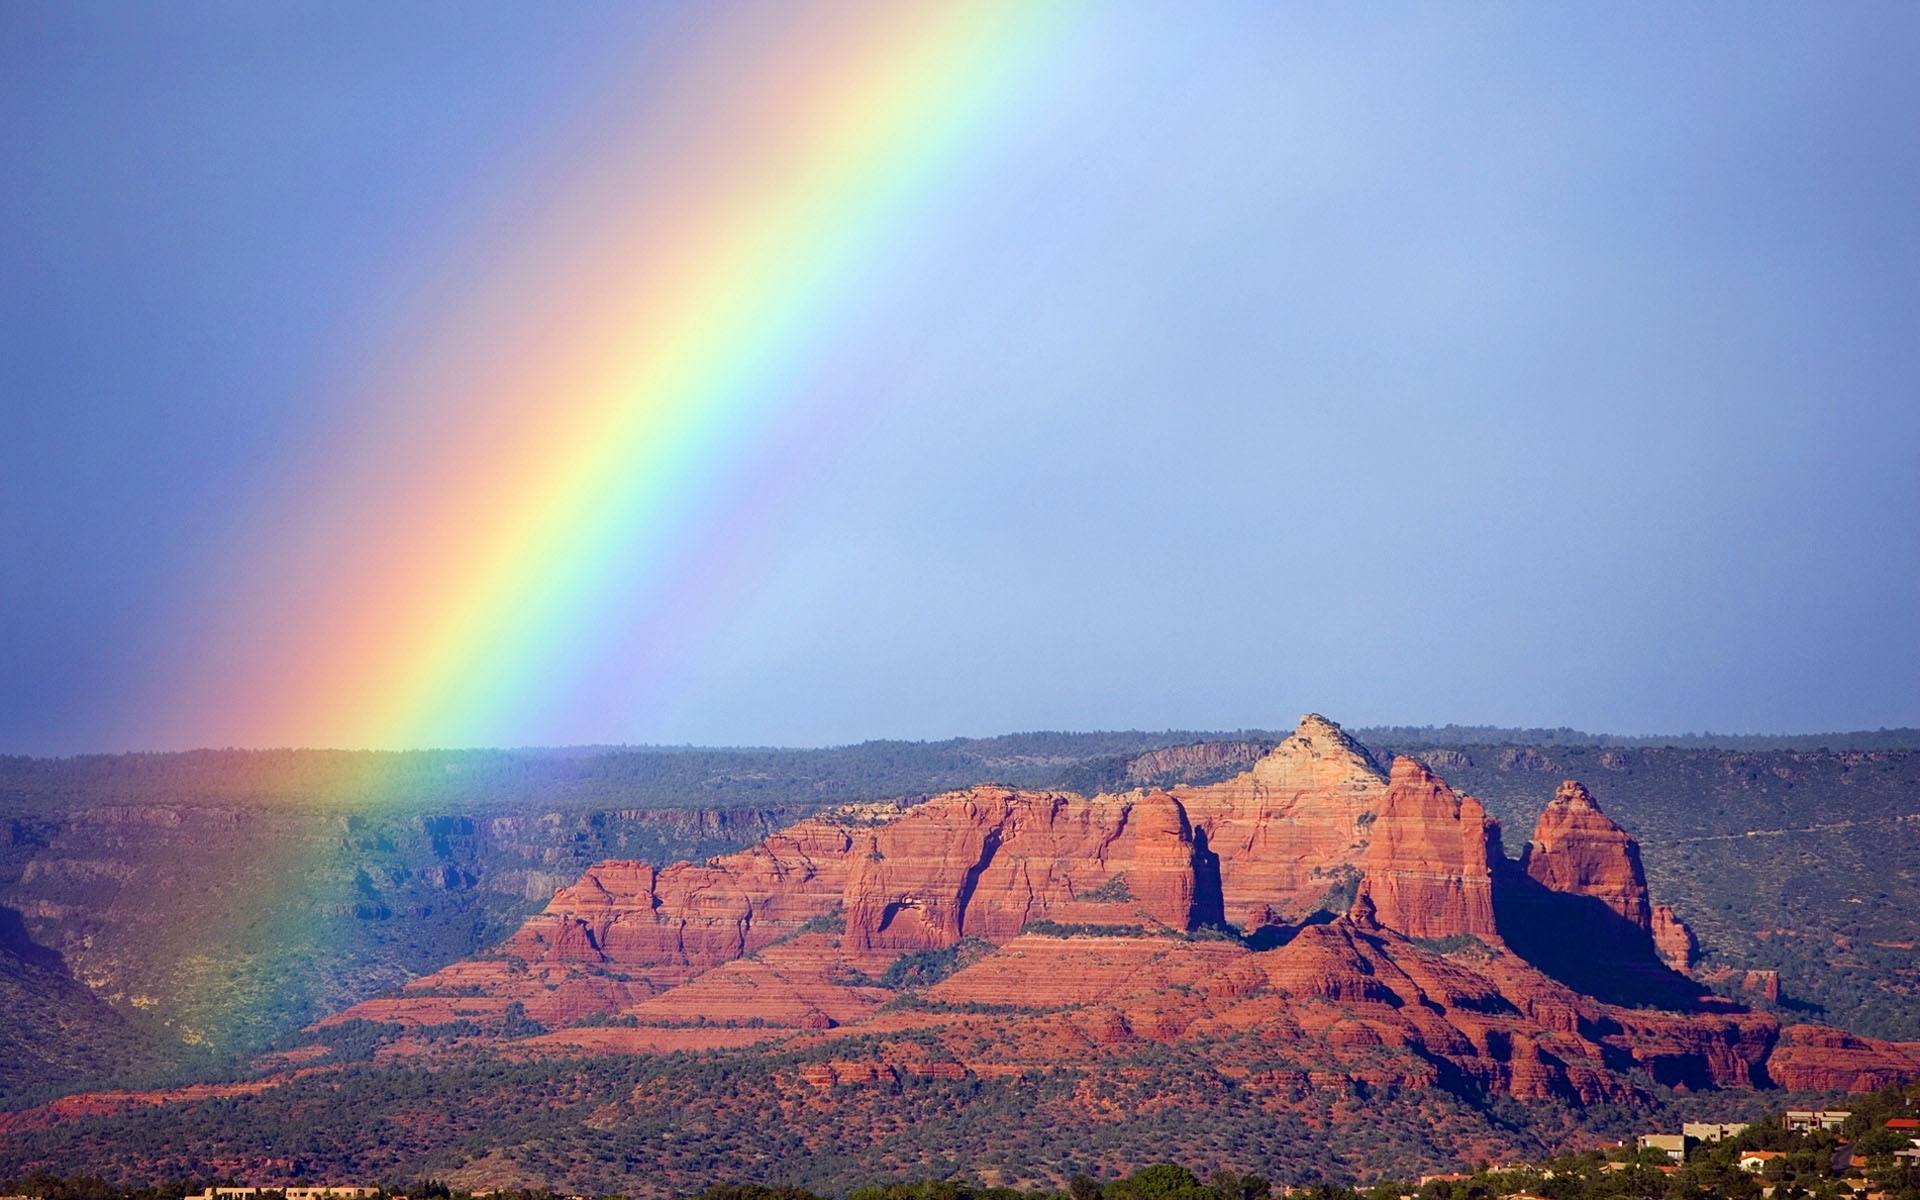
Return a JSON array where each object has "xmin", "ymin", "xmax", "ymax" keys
[{"xmin": 4, "ymin": 2, "xmax": 1917, "ymax": 754}]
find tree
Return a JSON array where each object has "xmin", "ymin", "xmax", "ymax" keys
[
  {"xmin": 1109, "ymin": 1165, "xmax": 1208, "ymax": 1200},
  {"xmin": 1209, "ymin": 1171, "xmax": 1271, "ymax": 1200}
]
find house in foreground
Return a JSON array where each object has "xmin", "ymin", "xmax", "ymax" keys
[
  {"xmin": 1785, "ymin": 1110, "xmax": 1853, "ymax": 1133},
  {"xmin": 1638, "ymin": 1134, "xmax": 1690, "ymax": 1163},
  {"xmin": 1684, "ymin": 1122, "xmax": 1749, "ymax": 1142}
]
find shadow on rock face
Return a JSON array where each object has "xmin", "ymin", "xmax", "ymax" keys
[
  {"xmin": 1492, "ymin": 863, "xmax": 1710, "ymax": 1011},
  {"xmin": 1189, "ymin": 828, "xmax": 1226, "ymax": 929},
  {"xmin": 0, "ymin": 904, "xmax": 68, "ymax": 974}
]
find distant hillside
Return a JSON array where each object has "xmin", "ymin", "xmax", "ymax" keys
[
  {"xmin": 0, "ymin": 906, "xmax": 165, "ymax": 1108},
  {"xmin": 1356, "ymin": 725, "xmax": 1920, "ymax": 752}
]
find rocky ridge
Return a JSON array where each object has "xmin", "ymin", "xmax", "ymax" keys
[
  {"xmin": 304, "ymin": 714, "xmax": 1919, "ymax": 1106},
  {"xmin": 1347, "ymin": 758, "xmax": 1500, "ymax": 941}
]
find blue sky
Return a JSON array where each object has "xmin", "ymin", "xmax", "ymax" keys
[{"xmin": 3, "ymin": 3, "xmax": 1917, "ymax": 753}]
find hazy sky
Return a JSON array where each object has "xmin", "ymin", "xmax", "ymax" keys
[{"xmin": 4, "ymin": 2, "xmax": 1917, "ymax": 753}]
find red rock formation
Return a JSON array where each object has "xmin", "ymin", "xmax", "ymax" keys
[
  {"xmin": 293, "ymin": 720, "xmax": 1920, "ymax": 1126},
  {"xmin": 783, "ymin": 913, "xmax": 1816, "ymax": 1105},
  {"xmin": 330, "ymin": 807, "xmax": 885, "ymax": 1028},
  {"xmin": 1173, "ymin": 714, "xmax": 1386, "ymax": 928},
  {"xmin": 922, "ymin": 931, "xmax": 1244, "ymax": 1010},
  {"xmin": 503, "ymin": 814, "xmax": 863, "ymax": 983},
  {"xmin": 1742, "ymin": 969, "xmax": 1782, "ymax": 1004},
  {"xmin": 1519, "ymin": 781, "xmax": 1652, "ymax": 930},
  {"xmin": 512, "ymin": 1024, "xmax": 782, "ymax": 1057},
  {"xmin": 1652, "ymin": 903, "xmax": 1698, "ymax": 970},
  {"xmin": 1349, "ymin": 758, "xmax": 1501, "ymax": 942},
  {"xmin": 620, "ymin": 934, "xmax": 890, "ymax": 1030},
  {"xmin": 1766, "ymin": 1025, "xmax": 1920, "ymax": 1091},
  {"xmin": 333, "ymin": 715, "xmax": 1392, "ymax": 1028},
  {"xmin": 843, "ymin": 787, "xmax": 1203, "ymax": 957}
]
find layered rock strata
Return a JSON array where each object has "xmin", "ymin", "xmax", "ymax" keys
[
  {"xmin": 1171, "ymin": 713, "xmax": 1387, "ymax": 929},
  {"xmin": 1348, "ymin": 759, "xmax": 1501, "ymax": 942},
  {"xmin": 314, "ymin": 713, "xmax": 1920, "ymax": 1110},
  {"xmin": 844, "ymin": 787, "xmax": 1208, "ymax": 957},
  {"xmin": 1519, "ymin": 780, "xmax": 1652, "ymax": 930}
]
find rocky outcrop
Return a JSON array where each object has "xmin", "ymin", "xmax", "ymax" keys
[
  {"xmin": 330, "ymin": 808, "xmax": 893, "ymax": 1028},
  {"xmin": 1518, "ymin": 781, "xmax": 1651, "ymax": 930},
  {"xmin": 844, "ymin": 788, "xmax": 1209, "ymax": 957},
  {"xmin": 1766, "ymin": 1025, "xmax": 1920, "ymax": 1091},
  {"xmin": 309, "ymin": 718, "xmax": 1920, "ymax": 1120},
  {"xmin": 1493, "ymin": 780, "xmax": 1700, "ymax": 1009},
  {"xmin": 1349, "ymin": 759, "xmax": 1501, "ymax": 942},
  {"xmin": 1697, "ymin": 965, "xmax": 1783, "ymax": 1004},
  {"xmin": 1125, "ymin": 741, "xmax": 1271, "ymax": 787},
  {"xmin": 501, "ymin": 811, "xmax": 865, "ymax": 982},
  {"xmin": 1653, "ymin": 903, "xmax": 1697, "ymax": 970},
  {"xmin": 1173, "ymin": 714, "xmax": 1387, "ymax": 928},
  {"xmin": 923, "ymin": 931, "xmax": 1245, "ymax": 1010},
  {"xmin": 500, "ymin": 815, "xmax": 861, "ymax": 982}
]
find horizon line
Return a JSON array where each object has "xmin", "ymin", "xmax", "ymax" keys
[{"xmin": 7, "ymin": 720, "xmax": 1919, "ymax": 763}]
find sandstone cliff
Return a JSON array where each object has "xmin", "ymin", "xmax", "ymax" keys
[
  {"xmin": 1172, "ymin": 714, "xmax": 1386, "ymax": 929},
  {"xmin": 844, "ymin": 787, "xmax": 1208, "ymax": 957},
  {"xmin": 1519, "ymin": 781, "xmax": 1652, "ymax": 930},
  {"xmin": 1349, "ymin": 758, "xmax": 1501, "ymax": 942},
  {"xmin": 314, "ymin": 714, "xmax": 1920, "ymax": 1114},
  {"xmin": 332, "ymin": 806, "xmax": 891, "ymax": 1028}
]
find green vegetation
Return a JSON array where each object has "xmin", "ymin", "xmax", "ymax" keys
[
  {"xmin": 880, "ymin": 939, "xmax": 990, "ymax": 989},
  {"xmin": 881, "ymin": 995, "xmax": 1065, "ymax": 1016},
  {"xmin": 1310, "ymin": 867, "xmax": 1363, "ymax": 917},
  {"xmin": 9, "ymin": 1021, "xmax": 1912, "ymax": 1197},
  {"xmin": 797, "ymin": 908, "xmax": 849, "ymax": 936},
  {"xmin": 11, "ymin": 1085, "xmax": 1918, "ymax": 1200},
  {"xmin": 295, "ymin": 1019, "xmax": 407, "ymax": 1062},
  {"xmin": 501, "ymin": 1001, "xmax": 548, "ymax": 1039},
  {"xmin": 1409, "ymin": 935, "xmax": 1495, "ymax": 956},
  {"xmin": 1359, "ymin": 727, "xmax": 1920, "ymax": 752}
]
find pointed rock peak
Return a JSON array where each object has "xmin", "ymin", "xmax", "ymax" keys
[
  {"xmin": 1549, "ymin": 779, "xmax": 1601, "ymax": 813},
  {"xmin": 1295, "ymin": 712, "xmax": 1379, "ymax": 759},
  {"xmin": 1531, "ymin": 780, "xmax": 1631, "ymax": 844},
  {"xmin": 1296, "ymin": 711, "xmax": 1350, "ymax": 742},
  {"xmin": 1522, "ymin": 777, "xmax": 1652, "ymax": 932},
  {"xmin": 1170, "ymin": 712, "xmax": 1387, "ymax": 932},
  {"xmin": 1251, "ymin": 713, "xmax": 1385, "ymax": 782}
]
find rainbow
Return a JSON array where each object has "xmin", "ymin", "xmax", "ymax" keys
[{"xmin": 154, "ymin": 1, "xmax": 1079, "ymax": 751}]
